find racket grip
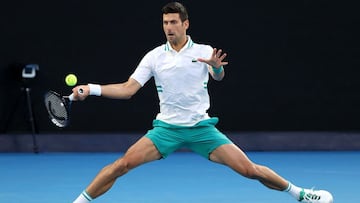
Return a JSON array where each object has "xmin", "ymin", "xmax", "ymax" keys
[
  {"xmin": 68, "ymin": 88, "xmax": 84, "ymax": 101},
  {"xmin": 68, "ymin": 93, "xmax": 75, "ymax": 101}
]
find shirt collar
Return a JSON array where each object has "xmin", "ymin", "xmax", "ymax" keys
[{"xmin": 165, "ymin": 35, "xmax": 194, "ymax": 52}]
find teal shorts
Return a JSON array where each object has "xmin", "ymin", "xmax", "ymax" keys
[{"xmin": 145, "ymin": 117, "xmax": 233, "ymax": 159}]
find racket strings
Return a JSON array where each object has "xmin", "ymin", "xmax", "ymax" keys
[{"xmin": 44, "ymin": 92, "xmax": 69, "ymax": 127}]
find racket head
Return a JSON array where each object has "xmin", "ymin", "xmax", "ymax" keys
[{"xmin": 44, "ymin": 91, "xmax": 71, "ymax": 128}]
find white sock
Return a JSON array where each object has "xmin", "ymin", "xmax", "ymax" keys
[
  {"xmin": 284, "ymin": 182, "xmax": 303, "ymax": 200},
  {"xmin": 73, "ymin": 190, "xmax": 93, "ymax": 203}
]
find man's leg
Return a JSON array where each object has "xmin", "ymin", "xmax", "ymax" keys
[
  {"xmin": 209, "ymin": 143, "xmax": 333, "ymax": 202},
  {"xmin": 209, "ymin": 143, "xmax": 288, "ymax": 190},
  {"xmin": 73, "ymin": 136, "xmax": 162, "ymax": 203}
]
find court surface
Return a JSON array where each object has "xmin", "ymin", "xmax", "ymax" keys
[{"xmin": 0, "ymin": 151, "xmax": 359, "ymax": 203}]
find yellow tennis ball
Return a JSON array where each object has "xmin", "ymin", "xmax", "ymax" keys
[{"xmin": 65, "ymin": 74, "xmax": 77, "ymax": 86}]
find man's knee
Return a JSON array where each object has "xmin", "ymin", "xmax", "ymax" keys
[
  {"xmin": 237, "ymin": 163, "xmax": 262, "ymax": 179},
  {"xmin": 110, "ymin": 158, "xmax": 133, "ymax": 177}
]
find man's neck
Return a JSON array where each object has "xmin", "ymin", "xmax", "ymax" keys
[{"xmin": 170, "ymin": 36, "xmax": 188, "ymax": 52}]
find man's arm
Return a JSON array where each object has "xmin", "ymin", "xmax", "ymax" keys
[
  {"xmin": 208, "ymin": 65, "xmax": 225, "ymax": 81},
  {"xmin": 72, "ymin": 77, "xmax": 142, "ymax": 100}
]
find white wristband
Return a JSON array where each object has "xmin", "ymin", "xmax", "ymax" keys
[{"xmin": 88, "ymin": 84, "xmax": 101, "ymax": 96}]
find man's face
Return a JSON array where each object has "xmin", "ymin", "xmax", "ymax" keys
[{"xmin": 163, "ymin": 13, "xmax": 189, "ymax": 44}]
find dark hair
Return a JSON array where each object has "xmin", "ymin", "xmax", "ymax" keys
[{"xmin": 162, "ymin": 2, "xmax": 188, "ymax": 22}]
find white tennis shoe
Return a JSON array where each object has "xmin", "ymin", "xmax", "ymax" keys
[{"xmin": 298, "ymin": 188, "xmax": 333, "ymax": 203}]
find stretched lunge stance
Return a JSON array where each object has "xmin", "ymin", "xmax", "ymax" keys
[{"xmin": 72, "ymin": 2, "xmax": 333, "ymax": 203}]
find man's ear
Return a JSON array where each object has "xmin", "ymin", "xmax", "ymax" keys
[{"xmin": 183, "ymin": 19, "xmax": 189, "ymax": 30}]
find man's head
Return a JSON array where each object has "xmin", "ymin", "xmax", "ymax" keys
[
  {"xmin": 162, "ymin": 2, "xmax": 189, "ymax": 22},
  {"xmin": 162, "ymin": 2, "xmax": 189, "ymax": 47}
]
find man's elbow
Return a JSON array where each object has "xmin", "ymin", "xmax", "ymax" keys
[{"xmin": 123, "ymin": 90, "xmax": 136, "ymax": 99}]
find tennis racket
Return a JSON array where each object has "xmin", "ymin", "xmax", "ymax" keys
[{"xmin": 44, "ymin": 89, "xmax": 83, "ymax": 128}]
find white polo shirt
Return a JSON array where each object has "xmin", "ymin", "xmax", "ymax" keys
[{"xmin": 130, "ymin": 36, "xmax": 213, "ymax": 126}]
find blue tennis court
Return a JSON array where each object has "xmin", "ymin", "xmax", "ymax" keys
[{"xmin": 1, "ymin": 151, "xmax": 359, "ymax": 202}]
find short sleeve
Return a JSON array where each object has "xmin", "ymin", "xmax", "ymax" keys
[{"xmin": 130, "ymin": 52, "xmax": 154, "ymax": 86}]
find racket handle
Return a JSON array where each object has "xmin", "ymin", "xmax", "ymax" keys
[
  {"xmin": 68, "ymin": 93, "xmax": 74, "ymax": 101},
  {"xmin": 68, "ymin": 88, "xmax": 84, "ymax": 101}
]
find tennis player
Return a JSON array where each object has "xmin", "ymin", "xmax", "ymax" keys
[{"xmin": 72, "ymin": 2, "xmax": 333, "ymax": 203}]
